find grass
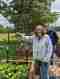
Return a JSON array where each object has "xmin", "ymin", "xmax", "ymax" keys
[
  {"xmin": 0, "ymin": 44, "xmax": 16, "ymax": 60},
  {"xmin": 0, "ymin": 33, "xmax": 16, "ymax": 62},
  {"xmin": 0, "ymin": 33, "xmax": 16, "ymax": 43}
]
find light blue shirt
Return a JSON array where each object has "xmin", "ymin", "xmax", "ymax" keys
[
  {"xmin": 32, "ymin": 35, "xmax": 53, "ymax": 63},
  {"xmin": 23, "ymin": 35, "xmax": 53, "ymax": 63}
]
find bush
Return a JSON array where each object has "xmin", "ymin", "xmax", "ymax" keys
[
  {"xmin": 0, "ymin": 64, "xmax": 28, "ymax": 79},
  {"xmin": 16, "ymin": 64, "xmax": 28, "ymax": 79}
]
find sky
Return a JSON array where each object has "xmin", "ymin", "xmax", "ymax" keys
[
  {"xmin": 0, "ymin": 15, "xmax": 10, "ymax": 27},
  {"xmin": 0, "ymin": 0, "xmax": 60, "ymax": 27},
  {"xmin": 51, "ymin": 0, "xmax": 60, "ymax": 26},
  {"xmin": 0, "ymin": 0, "xmax": 15, "ymax": 28},
  {"xmin": 0, "ymin": 15, "xmax": 15, "ymax": 28},
  {"xmin": 51, "ymin": 0, "xmax": 60, "ymax": 12},
  {"xmin": 2, "ymin": 0, "xmax": 12, "ymax": 5}
]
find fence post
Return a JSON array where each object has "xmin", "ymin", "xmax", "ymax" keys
[{"xmin": 6, "ymin": 46, "xmax": 8, "ymax": 63}]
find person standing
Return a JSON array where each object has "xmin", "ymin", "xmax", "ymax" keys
[
  {"xmin": 43, "ymin": 25, "xmax": 58, "ymax": 65},
  {"xmin": 20, "ymin": 23, "xmax": 53, "ymax": 79},
  {"xmin": 30, "ymin": 23, "xmax": 53, "ymax": 79},
  {"xmin": 48, "ymin": 30, "xmax": 58, "ymax": 65}
]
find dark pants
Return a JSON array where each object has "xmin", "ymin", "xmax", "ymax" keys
[
  {"xmin": 49, "ymin": 76, "xmax": 56, "ymax": 79},
  {"xmin": 50, "ymin": 53, "xmax": 54, "ymax": 65}
]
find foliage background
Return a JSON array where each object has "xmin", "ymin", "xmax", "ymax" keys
[{"xmin": 0, "ymin": 64, "xmax": 28, "ymax": 79}]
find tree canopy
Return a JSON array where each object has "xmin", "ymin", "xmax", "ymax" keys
[
  {"xmin": 0, "ymin": 0, "xmax": 16, "ymax": 24},
  {"xmin": 0, "ymin": 0, "xmax": 57, "ymax": 34},
  {"xmin": 15, "ymin": 0, "xmax": 57, "ymax": 33}
]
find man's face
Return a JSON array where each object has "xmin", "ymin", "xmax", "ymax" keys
[{"xmin": 35, "ymin": 25, "xmax": 43, "ymax": 37}]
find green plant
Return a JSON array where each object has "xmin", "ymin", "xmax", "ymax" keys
[
  {"xmin": 0, "ymin": 64, "xmax": 28, "ymax": 79},
  {"xmin": 16, "ymin": 64, "xmax": 28, "ymax": 79},
  {"xmin": 0, "ymin": 64, "xmax": 16, "ymax": 79}
]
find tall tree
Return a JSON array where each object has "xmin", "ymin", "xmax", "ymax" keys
[
  {"xmin": 0, "ymin": 0, "xmax": 16, "ymax": 26},
  {"xmin": 0, "ymin": 0, "xmax": 57, "ymax": 34},
  {"xmin": 15, "ymin": 0, "xmax": 57, "ymax": 34}
]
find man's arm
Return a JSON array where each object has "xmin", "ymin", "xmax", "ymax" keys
[
  {"xmin": 47, "ymin": 37, "xmax": 53, "ymax": 60},
  {"xmin": 44, "ymin": 36, "xmax": 53, "ymax": 62}
]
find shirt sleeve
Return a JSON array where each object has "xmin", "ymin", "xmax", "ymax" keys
[{"xmin": 44, "ymin": 36, "xmax": 53, "ymax": 62}]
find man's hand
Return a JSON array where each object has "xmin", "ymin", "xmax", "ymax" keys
[
  {"xmin": 30, "ymin": 64, "xmax": 35, "ymax": 73},
  {"xmin": 29, "ymin": 64, "xmax": 35, "ymax": 79}
]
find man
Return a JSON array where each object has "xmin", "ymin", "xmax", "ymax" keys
[{"xmin": 43, "ymin": 26, "xmax": 58, "ymax": 65}]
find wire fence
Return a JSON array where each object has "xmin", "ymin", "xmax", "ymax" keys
[{"xmin": 0, "ymin": 32, "xmax": 16, "ymax": 63}]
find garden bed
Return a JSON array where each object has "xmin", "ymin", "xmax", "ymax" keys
[{"xmin": 0, "ymin": 64, "xmax": 28, "ymax": 79}]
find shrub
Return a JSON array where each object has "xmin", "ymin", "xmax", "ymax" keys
[{"xmin": 0, "ymin": 64, "xmax": 28, "ymax": 79}]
